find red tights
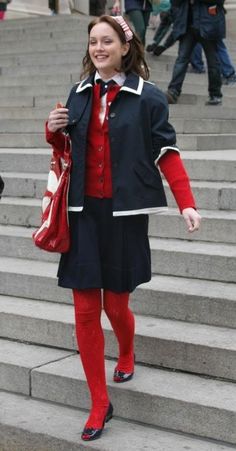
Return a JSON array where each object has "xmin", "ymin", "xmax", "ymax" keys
[{"xmin": 73, "ymin": 288, "xmax": 135, "ymax": 428}]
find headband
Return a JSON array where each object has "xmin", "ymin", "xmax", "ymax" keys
[{"xmin": 112, "ymin": 16, "xmax": 133, "ymax": 42}]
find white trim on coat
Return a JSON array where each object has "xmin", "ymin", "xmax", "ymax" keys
[
  {"xmin": 113, "ymin": 207, "xmax": 168, "ymax": 216},
  {"xmin": 68, "ymin": 206, "xmax": 84, "ymax": 211},
  {"xmin": 155, "ymin": 146, "xmax": 180, "ymax": 165}
]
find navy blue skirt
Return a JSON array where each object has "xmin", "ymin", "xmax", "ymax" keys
[{"xmin": 57, "ymin": 196, "xmax": 151, "ymax": 293}]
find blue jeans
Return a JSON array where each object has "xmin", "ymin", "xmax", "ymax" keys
[
  {"xmin": 190, "ymin": 43, "xmax": 205, "ymax": 72},
  {"xmin": 191, "ymin": 40, "xmax": 235, "ymax": 78},
  {"xmin": 168, "ymin": 28, "xmax": 222, "ymax": 98}
]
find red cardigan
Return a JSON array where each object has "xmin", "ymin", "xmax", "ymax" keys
[{"xmin": 46, "ymin": 85, "xmax": 196, "ymax": 213}]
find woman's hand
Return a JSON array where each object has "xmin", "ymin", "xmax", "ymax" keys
[
  {"xmin": 47, "ymin": 104, "xmax": 69, "ymax": 133},
  {"xmin": 182, "ymin": 208, "xmax": 201, "ymax": 233}
]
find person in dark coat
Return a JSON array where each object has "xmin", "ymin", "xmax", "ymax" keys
[
  {"xmin": 90, "ymin": 0, "xmax": 107, "ymax": 16},
  {"xmin": 0, "ymin": 0, "xmax": 10, "ymax": 20},
  {"xmin": 0, "ymin": 176, "xmax": 4, "ymax": 199},
  {"xmin": 166, "ymin": 0, "xmax": 226, "ymax": 105},
  {"xmin": 46, "ymin": 14, "xmax": 201, "ymax": 442},
  {"xmin": 112, "ymin": 0, "xmax": 153, "ymax": 45}
]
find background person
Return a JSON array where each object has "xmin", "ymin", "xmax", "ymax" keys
[
  {"xmin": 0, "ymin": 0, "xmax": 11, "ymax": 20},
  {"xmin": 166, "ymin": 0, "xmax": 226, "ymax": 106},
  {"xmin": 46, "ymin": 14, "xmax": 201, "ymax": 442},
  {"xmin": 112, "ymin": 0, "xmax": 153, "ymax": 45}
]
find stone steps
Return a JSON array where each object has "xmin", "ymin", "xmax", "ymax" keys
[
  {"xmin": 1, "ymin": 225, "xmax": 235, "ymax": 282},
  {"xmin": 0, "ymin": 256, "xmax": 235, "ymax": 328},
  {"xmin": 2, "ymin": 117, "xmax": 236, "ymax": 134},
  {"xmin": 1, "ymin": 200, "xmax": 236, "ymax": 243},
  {"xmin": 2, "ymin": 171, "xmax": 236, "ymax": 211},
  {"xmin": 1, "ymin": 132, "xmax": 236, "ymax": 149},
  {"xmin": 1, "ymin": 295, "xmax": 236, "ymax": 381},
  {"xmin": 1, "ymin": 338, "xmax": 236, "ymax": 444},
  {"xmin": 1, "ymin": 104, "xmax": 236, "ymax": 120},
  {"xmin": 1, "ymin": 149, "xmax": 236, "ymax": 181},
  {"xmin": 1, "ymin": 392, "xmax": 234, "ymax": 451}
]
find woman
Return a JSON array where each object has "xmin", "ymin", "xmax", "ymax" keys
[
  {"xmin": 112, "ymin": 0, "xmax": 153, "ymax": 45},
  {"xmin": 46, "ymin": 14, "xmax": 201, "ymax": 441}
]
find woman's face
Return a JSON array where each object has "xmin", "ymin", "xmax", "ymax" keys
[{"xmin": 89, "ymin": 22, "xmax": 129, "ymax": 79}]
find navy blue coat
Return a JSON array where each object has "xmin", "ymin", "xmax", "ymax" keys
[
  {"xmin": 124, "ymin": 0, "xmax": 153, "ymax": 13},
  {"xmin": 172, "ymin": 0, "xmax": 226, "ymax": 40},
  {"xmin": 65, "ymin": 72, "xmax": 179, "ymax": 216}
]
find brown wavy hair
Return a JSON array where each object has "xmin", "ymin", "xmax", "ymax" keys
[{"xmin": 80, "ymin": 15, "xmax": 150, "ymax": 80}]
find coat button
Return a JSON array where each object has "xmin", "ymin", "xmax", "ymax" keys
[
  {"xmin": 72, "ymin": 119, "xmax": 77, "ymax": 124},
  {"xmin": 110, "ymin": 112, "xmax": 116, "ymax": 118}
]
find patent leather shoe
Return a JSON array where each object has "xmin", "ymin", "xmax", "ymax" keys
[
  {"xmin": 81, "ymin": 402, "xmax": 113, "ymax": 441},
  {"xmin": 113, "ymin": 369, "xmax": 134, "ymax": 383}
]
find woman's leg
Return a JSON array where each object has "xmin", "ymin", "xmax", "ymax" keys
[
  {"xmin": 128, "ymin": 10, "xmax": 150, "ymax": 45},
  {"xmin": 103, "ymin": 290, "xmax": 135, "ymax": 373},
  {"xmin": 73, "ymin": 288, "xmax": 110, "ymax": 428}
]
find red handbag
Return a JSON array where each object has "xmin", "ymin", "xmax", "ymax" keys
[{"xmin": 32, "ymin": 137, "xmax": 71, "ymax": 253}]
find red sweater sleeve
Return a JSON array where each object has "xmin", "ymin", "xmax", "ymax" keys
[
  {"xmin": 158, "ymin": 150, "xmax": 196, "ymax": 213},
  {"xmin": 45, "ymin": 122, "xmax": 67, "ymax": 157}
]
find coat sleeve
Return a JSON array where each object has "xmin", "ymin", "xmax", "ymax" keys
[{"xmin": 150, "ymin": 86, "xmax": 179, "ymax": 163}]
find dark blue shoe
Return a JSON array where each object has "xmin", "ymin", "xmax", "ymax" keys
[
  {"xmin": 113, "ymin": 369, "xmax": 134, "ymax": 383},
  {"xmin": 81, "ymin": 403, "xmax": 113, "ymax": 441}
]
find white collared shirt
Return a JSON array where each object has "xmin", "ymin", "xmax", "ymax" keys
[{"xmin": 94, "ymin": 71, "xmax": 126, "ymax": 123}]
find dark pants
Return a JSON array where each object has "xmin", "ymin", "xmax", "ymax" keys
[
  {"xmin": 48, "ymin": 0, "xmax": 58, "ymax": 12},
  {"xmin": 90, "ymin": 0, "xmax": 106, "ymax": 16},
  {"xmin": 128, "ymin": 10, "xmax": 151, "ymax": 45},
  {"xmin": 153, "ymin": 11, "xmax": 173, "ymax": 45},
  {"xmin": 168, "ymin": 28, "xmax": 222, "ymax": 98}
]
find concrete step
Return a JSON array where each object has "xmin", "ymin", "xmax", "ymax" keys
[
  {"xmin": 150, "ymin": 237, "xmax": 236, "ymax": 283},
  {"xmin": 177, "ymin": 133, "xmax": 236, "ymax": 151},
  {"xmin": 1, "ymin": 392, "xmax": 234, "ymax": 451},
  {"xmin": 1, "ymin": 149, "xmax": 236, "ymax": 181},
  {"xmin": 0, "ymin": 84, "xmax": 71, "ymax": 98},
  {"xmin": 0, "ymin": 338, "xmax": 74, "ymax": 395},
  {"xmin": 0, "ymin": 50, "xmax": 83, "ymax": 68},
  {"xmin": 169, "ymin": 104, "xmax": 236, "ymax": 119},
  {"xmin": 181, "ymin": 150, "xmax": 236, "ymax": 182},
  {"xmin": 0, "ymin": 40, "xmax": 86, "ymax": 56},
  {"xmin": 0, "ymin": 224, "xmax": 235, "ymax": 282},
  {"xmin": 1, "ymin": 198, "xmax": 236, "ymax": 244},
  {"xmin": 29, "ymin": 351, "xmax": 236, "ymax": 443},
  {"xmin": 149, "ymin": 208, "xmax": 236, "ymax": 244},
  {"xmin": 0, "ymin": 28, "xmax": 87, "ymax": 44},
  {"xmin": 1, "ymin": 338, "xmax": 236, "ymax": 443},
  {"xmin": 1, "ymin": 131, "xmax": 236, "ymax": 150},
  {"xmin": 2, "ymin": 170, "xmax": 236, "ymax": 211},
  {"xmin": 164, "ymin": 179, "xmax": 236, "ymax": 210},
  {"xmin": 0, "ymin": 256, "xmax": 235, "ymax": 328},
  {"xmin": 0, "ymin": 63, "xmax": 81, "ymax": 77},
  {"xmin": 2, "ymin": 116, "xmax": 236, "ymax": 135},
  {"xmin": 2, "ymin": 295, "xmax": 236, "ymax": 380},
  {"xmin": 0, "ymin": 73, "xmax": 73, "ymax": 87},
  {"xmin": 0, "ymin": 15, "xmax": 89, "ymax": 32}
]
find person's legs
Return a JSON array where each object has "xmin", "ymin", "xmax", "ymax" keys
[
  {"xmin": 153, "ymin": 11, "xmax": 172, "ymax": 44},
  {"xmin": 200, "ymin": 36, "xmax": 222, "ymax": 100},
  {"xmin": 103, "ymin": 290, "xmax": 135, "ymax": 374},
  {"xmin": 167, "ymin": 30, "xmax": 196, "ymax": 101},
  {"xmin": 216, "ymin": 39, "xmax": 236, "ymax": 84},
  {"xmin": 73, "ymin": 288, "xmax": 110, "ymax": 429},
  {"xmin": 128, "ymin": 10, "xmax": 150, "ymax": 45},
  {"xmin": 190, "ymin": 43, "xmax": 205, "ymax": 73}
]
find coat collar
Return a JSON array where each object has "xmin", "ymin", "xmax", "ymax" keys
[{"xmin": 75, "ymin": 72, "xmax": 144, "ymax": 96}]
